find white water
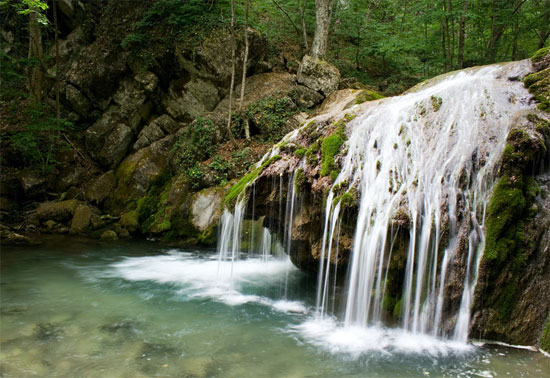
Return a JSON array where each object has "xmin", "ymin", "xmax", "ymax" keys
[
  {"xmin": 218, "ymin": 61, "xmax": 535, "ymax": 354},
  {"xmin": 318, "ymin": 61, "xmax": 533, "ymax": 342}
]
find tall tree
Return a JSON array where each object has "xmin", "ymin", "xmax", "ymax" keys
[
  {"xmin": 226, "ymin": 0, "xmax": 237, "ymax": 146},
  {"xmin": 457, "ymin": 0, "xmax": 469, "ymax": 69},
  {"xmin": 310, "ymin": 0, "xmax": 333, "ymax": 58},
  {"xmin": 26, "ymin": 1, "xmax": 46, "ymax": 103},
  {"xmin": 239, "ymin": 0, "xmax": 251, "ymax": 140}
]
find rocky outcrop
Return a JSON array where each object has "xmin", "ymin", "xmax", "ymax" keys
[
  {"xmin": 190, "ymin": 187, "xmax": 224, "ymax": 232},
  {"xmin": 470, "ymin": 111, "xmax": 550, "ymax": 346},
  {"xmin": 297, "ymin": 55, "xmax": 341, "ymax": 96}
]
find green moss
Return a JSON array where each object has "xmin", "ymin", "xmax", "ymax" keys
[
  {"xmin": 524, "ymin": 67, "xmax": 550, "ymax": 113},
  {"xmin": 494, "ymin": 281, "xmax": 518, "ymax": 320},
  {"xmin": 305, "ymin": 140, "xmax": 320, "ymax": 165},
  {"xmin": 540, "ymin": 317, "xmax": 550, "ymax": 352},
  {"xmin": 430, "ymin": 95, "xmax": 443, "ymax": 112},
  {"xmin": 120, "ymin": 210, "xmax": 139, "ymax": 232},
  {"xmin": 320, "ymin": 127, "xmax": 346, "ymax": 178},
  {"xmin": 382, "ymin": 295, "xmax": 397, "ymax": 313},
  {"xmin": 393, "ymin": 298, "xmax": 403, "ymax": 319},
  {"xmin": 484, "ymin": 176, "xmax": 526, "ymax": 261},
  {"xmin": 344, "ymin": 113, "xmax": 357, "ymax": 122},
  {"xmin": 294, "ymin": 168, "xmax": 305, "ymax": 192},
  {"xmin": 355, "ymin": 89, "xmax": 384, "ymax": 104},
  {"xmin": 294, "ymin": 148, "xmax": 306, "ymax": 158},
  {"xmin": 531, "ymin": 47, "xmax": 550, "ymax": 62},
  {"xmin": 333, "ymin": 191, "xmax": 356, "ymax": 209},
  {"xmin": 224, "ymin": 155, "xmax": 282, "ymax": 206}
]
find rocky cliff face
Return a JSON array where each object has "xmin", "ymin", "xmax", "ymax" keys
[{"xmin": 0, "ymin": 1, "xmax": 339, "ymax": 244}]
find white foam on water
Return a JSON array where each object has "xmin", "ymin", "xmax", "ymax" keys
[
  {"xmin": 290, "ymin": 317, "xmax": 473, "ymax": 358},
  {"xmin": 108, "ymin": 252, "xmax": 307, "ymax": 314}
]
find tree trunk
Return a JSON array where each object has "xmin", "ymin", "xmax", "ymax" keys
[
  {"xmin": 310, "ymin": 0, "xmax": 333, "ymax": 59},
  {"xmin": 28, "ymin": 10, "xmax": 43, "ymax": 103},
  {"xmin": 535, "ymin": 0, "xmax": 550, "ymax": 49},
  {"xmin": 53, "ymin": 0, "xmax": 60, "ymax": 120},
  {"xmin": 441, "ymin": 0, "xmax": 448, "ymax": 72},
  {"xmin": 457, "ymin": 0, "xmax": 469, "ymax": 68},
  {"xmin": 240, "ymin": 0, "xmax": 250, "ymax": 140},
  {"xmin": 300, "ymin": 1, "xmax": 309, "ymax": 51},
  {"xmin": 226, "ymin": 0, "xmax": 237, "ymax": 147}
]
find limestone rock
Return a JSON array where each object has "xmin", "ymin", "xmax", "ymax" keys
[
  {"xmin": 85, "ymin": 106, "xmax": 135, "ymax": 168},
  {"xmin": 113, "ymin": 77, "xmax": 151, "ymax": 131},
  {"xmin": 162, "ymin": 78, "xmax": 221, "ymax": 122},
  {"xmin": 191, "ymin": 187, "xmax": 224, "ymax": 231},
  {"xmin": 19, "ymin": 169, "xmax": 46, "ymax": 196},
  {"xmin": 86, "ymin": 170, "xmax": 116, "ymax": 205},
  {"xmin": 120, "ymin": 210, "xmax": 139, "ymax": 233},
  {"xmin": 297, "ymin": 55, "xmax": 341, "ymax": 96},
  {"xmin": 175, "ymin": 27, "xmax": 267, "ymax": 87},
  {"xmin": 70, "ymin": 205, "xmax": 92, "ymax": 233},
  {"xmin": 65, "ymin": 45, "xmax": 128, "ymax": 102},
  {"xmin": 134, "ymin": 71, "xmax": 159, "ymax": 94},
  {"xmin": 0, "ymin": 229, "xmax": 35, "ymax": 245},
  {"xmin": 100, "ymin": 230, "xmax": 118, "ymax": 240},
  {"xmin": 105, "ymin": 136, "xmax": 173, "ymax": 213},
  {"xmin": 98, "ymin": 123, "xmax": 133, "ymax": 168},
  {"xmin": 294, "ymin": 85, "xmax": 325, "ymax": 108},
  {"xmin": 65, "ymin": 84, "xmax": 91, "ymax": 117},
  {"xmin": 36, "ymin": 200, "xmax": 83, "ymax": 222},
  {"xmin": 133, "ymin": 114, "xmax": 178, "ymax": 151},
  {"xmin": 56, "ymin": 166, "xmax": 85, "ymax": 192}
]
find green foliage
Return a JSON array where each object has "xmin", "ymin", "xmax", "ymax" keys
[
  {"xmin": 524, "ymin": 67, "xmax": 550, "ymax": 112},
  {"xmin": 5, "ymin": 103, "xmax": 73, "ymax": 173},
  {"xmin": 540, "ymin": 317, "xmax": 550, "ymax": 352},
  {"xmin": 294, "ymin": 148, "xmax": 306, "ymax": 158},
  {"xmin": 245, "ymin": 96, "xmax": 299, "ymax": 142},
  {"xmin": 136, "ymin": 176, "xmax": 171, "ymax": 234},
  {"xmin": 1, "ymin": 0, "xmax": 49, "ymax": 24},
  {"xmin": 531, "ymin": 47, "xmax": 550, "ymax": 62},
  {"xmin": 320, "ymin": 125, "xmax": 346, "ymax": 178},
  {"xmin": 355, "ymin": 90, "xmax": 384, "ymax": 104},
  {"xmin": 225, "ymin": 155, "xmax": 282, "ymax": 207},
  {"xmin": 121, "ymin": 0, "xmax": 222, "ymax": 56},
  {"xmin": 208, "ymin": 154, "xmax": 232, "ymax": 186},
  {"xmin": 172, "ymin": 117, "xmax": 216, "ymax": 187}
]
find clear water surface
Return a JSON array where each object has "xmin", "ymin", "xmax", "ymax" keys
[{"xmin": 1, "ymin": 237, "xmax": 548, "ymax": 377}]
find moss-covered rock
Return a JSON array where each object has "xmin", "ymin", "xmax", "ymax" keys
[
  {"xmin": 120, "ymin": 210, "xmax": 139, "ymax": 233},
  {"xmin": 540, "ymin": 317, "xmax": 550, "ymax": 352},
  {"xmin": 320, "ymin": 123, "xmax": 346, "ymax": 179},
  {"xmin": 36, "ymin": 200, "xmax": 84, "ymax": 222},
  {"xmin": 224, "ymin": 155, "xmax": 282, "ymax": 207},
  {"xmin": 100, "ymin": 230, "xmax": 118, "ymax": 240},
  {"xmin": 70, "ymin": 205, "xmax": 92, "ymax": 234},
  {"xmin": 86, "ymin": 170, "xmax": 116, "ymax": 205},
  {"xmin": 472, "ymin": 111, "xmax": 550, "ymax": 345},
  {"xmin": 297, "ymin": 55, "xmax": 341, "ymax": 96}
]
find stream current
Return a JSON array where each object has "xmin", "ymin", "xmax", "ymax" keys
[{"xmin": 1, "ymin": 237, "xmax": 548, "ymax": 377}]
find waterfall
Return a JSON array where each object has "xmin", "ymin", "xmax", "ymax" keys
[
  {"xmin": 318, "ymin": 61, "xmax": 533, "ymax": 341},
  {"xmin": 218, "ymin": 60, "xmax": 534, "ymax": 345}
]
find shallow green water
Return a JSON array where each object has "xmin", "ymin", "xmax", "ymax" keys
[{"xmin": 1, "ymin": 237, "xmax": 548, "ymax": 377}]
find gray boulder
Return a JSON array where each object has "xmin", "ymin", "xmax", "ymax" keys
[
  {"xmin": 162, "ymin": 78, "xmax": 221, "ymax": 122},
  {"xmin": 133, "ymin": 115, "xmax": 178, "ymax": 151},
  {"xmin": 191, "ymin": 187, "xmax": 224, "ymax": 231},
  {"xmin": 297, "ymin": 55, "xmax": 341, "ymax": 96},
  {"xmin": 86, "ymin": 170, "xmax": 116, "ymax": 205}
]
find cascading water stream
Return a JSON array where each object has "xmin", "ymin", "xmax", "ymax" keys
[
  {"xmin": 217, "ymin": 61, "xmax": 534, "ymax": 350},
  {"xmin": 317, "ymin": 61, "xmax": 533, "ymax": 342}
]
